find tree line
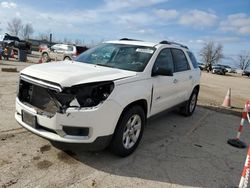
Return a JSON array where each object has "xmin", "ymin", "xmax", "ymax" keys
[
  {"xmin": 7, "ymin": 18, "xmax": 34, "ymax": 40},
  {"xmin": 3, "ymin": 18, "xmax": 86, "ymax": 46},
  {"xmin": 200, "ymin": 41, "xmax": 250, "ymax": 71},
  {"xmin": 2, "ymin": 18, "xmax": 250, "ymax": 71}
]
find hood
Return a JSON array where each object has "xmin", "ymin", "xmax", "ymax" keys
[{"xmin": 21, "ymin": 61, "xmax": 137, "ymax": 87}]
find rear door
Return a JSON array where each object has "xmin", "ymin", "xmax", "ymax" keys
[
  {"xmin": 171, "ymin": 48, "xmax": 193, "ymax": 102},
  {"xmin": 55, "ymin": 44, "xmax": 67, "ymax": 60}
]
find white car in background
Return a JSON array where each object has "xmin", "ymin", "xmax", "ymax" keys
[
  {"xmin": 15, "ymin": 38, "xmax": 200, "ymax": 157},
  {"xmin": 41, "ymin": 43, "xmax": 77, "ymax": 62}
]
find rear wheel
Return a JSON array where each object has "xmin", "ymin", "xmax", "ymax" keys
[
  {"xmin": 180, "ymin": 89, "xmax": 199, "ymax": 116},
  {"xmin": 109, "ymin": 106, "xmax": 145, "ymax": 157},
  {"xmin": 64, "ymin": 56, "xmax": 71, "ymax": 60}
]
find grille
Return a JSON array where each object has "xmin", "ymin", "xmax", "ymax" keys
[{"xmin": 18, "ymin": 79, "xmax": 59, "ymax": 115}]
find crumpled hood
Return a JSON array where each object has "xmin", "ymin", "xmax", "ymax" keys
[{"xmin": 21, "ymin": 61, "xmax": 137, "ymax": 87}]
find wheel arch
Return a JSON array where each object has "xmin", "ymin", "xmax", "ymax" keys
[
  {"xmin": 122, "ymin": 99, "xmax": 148, "ymax": 117},
  {"xmin": 113, "ymin": 99, "xmax": 148, "ymax": 133},
  {"xmin": 63, "ymin": 56, "xmax": 71, "ymax": 60},
  {"xmin": 193, "ymin": 84, "xmax": 200, "ymax": 93},
  {"xmin": 42, "ymin": 51, "xmax": 48, "ymax": 56}
]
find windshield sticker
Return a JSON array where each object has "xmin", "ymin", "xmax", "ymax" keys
[{"xmin": 136, "ymin": 48, "xmax": 154, "ymax": 54}]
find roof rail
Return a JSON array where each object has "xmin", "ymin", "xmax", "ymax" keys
[
  {"xmin": 120, "ymin": 38, "xmax": 142, "ymax": 41},
  {"xmin": 159, "ymin": 40, "xmax": 189, "ymax": 49},
  {"xmin": 159, "ymin": 40, "xmax": 171, "ymax": 45}
]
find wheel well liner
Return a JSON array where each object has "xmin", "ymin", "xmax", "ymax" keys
[
  {"xmin": 122, "ymin": 99, "xmax": 148, "ymax": 117},
  {"xmin": 193, "ymin": 85, "xmax": 200, "ymax": 92},
  {"xmin": 64, "ymin": 56, "xmax": 71, "ymax": 60}
]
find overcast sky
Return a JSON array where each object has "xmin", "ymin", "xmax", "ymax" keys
[{"xmin": 0, "ymin": 0, "xmax": 250, "ymax": 61}]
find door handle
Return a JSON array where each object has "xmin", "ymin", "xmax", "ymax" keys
[
  {"xmin": 173, "ymin": 79, "xmax": 178, "ymax": 84},
  {"xmin": 189, "ymin": 75, "xmax": 193, "ymax": 80}
]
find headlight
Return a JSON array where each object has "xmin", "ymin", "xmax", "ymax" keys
[
  {"xmin": 72, "ymin": 81, "xmax": 114, "ymax": 107},
  {"xmin": 53, "ymin": 81, "xmax": 114, "ymax": 109}
]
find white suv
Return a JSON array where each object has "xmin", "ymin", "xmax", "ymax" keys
[
  {"xmin": 15, "ymin": 39, "xmax": 200, "ymax": 157},
  {"xmin": 41, "ymin": 44, "xmax": 77, "ymax": 62}
]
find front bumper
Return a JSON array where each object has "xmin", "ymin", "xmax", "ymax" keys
[{"xmin": 15, "ymin": 97, "xmax": 123, "ymax": 143}]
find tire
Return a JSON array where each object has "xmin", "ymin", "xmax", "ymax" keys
[
  {"xmin": 180, "ymin": 88, "xmax": 199, "ymax": 117},
  {"xmin": 42, "ymin": 52, "xmax": 49, "ymax": 62},
  {"xmin": 109, "ymin": 105, "xmax": 145, "ymax": 157},
  {"xmin": 64, "ymin": 56, "xmax": 71, "ymax": 61}
]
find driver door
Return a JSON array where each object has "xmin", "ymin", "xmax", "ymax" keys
[{"xmin": 150, "ymin": 48, "xmax": 179, "ymax": 115}]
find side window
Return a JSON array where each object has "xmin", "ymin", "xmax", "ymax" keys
[
  {"xmin": 51, "ymin": 44, "xmax": 59, "ymax": 51},
  {"xmin": 59, "ymin": 45, "xmax": 68, "ymax": 51},
  {"xmin": 171, "ymin": 49, "xmax": 190, "ymax": 72},
  {"xmin": 187, "ymin": 51, "xmax": 198, "ymax": 69},
  {"xmin": 153, "ymin": 48, "xmax": 174, "ymax": 73},
  {"xmin": 67, "ymin": 45, "xmax": 74, "ymax": 52}
]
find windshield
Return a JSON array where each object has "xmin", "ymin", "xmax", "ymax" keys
[{"xmin": 75, "ymin": 43, "xmax": 155, "ymax": 72}]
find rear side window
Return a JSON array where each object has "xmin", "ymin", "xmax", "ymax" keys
[
  {"xmin": 67, "ymin": 45, "xmax": 74, "ymax": 51},
  {"xmin": 171, "ymin": 49, "xmax": 190, "ymax": 72},
  {"xmin": 187, "ymin": 51, "xmax": 198, "ymax": 68},
  {"xmin": 51, "ymin": 44, "xmax": 59, "ymax": 50},
  {"xmin": 153, "ymin": 48, "xmax": 174, "ymax": 73}
]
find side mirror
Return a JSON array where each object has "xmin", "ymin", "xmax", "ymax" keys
[{"xmin": 152, "ymin": 66, "xmax": 173, "ymax": 76}]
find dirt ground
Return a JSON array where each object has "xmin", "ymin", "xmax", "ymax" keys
[
  {"xmin": 0, "ymin": 60, "xmax": 250, "ymax": 188},
  {"xmin": 199, "ymin": 72, "xmax": 250, "ymax": 110}
]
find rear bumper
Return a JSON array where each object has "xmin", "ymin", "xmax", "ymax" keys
[{"xmin": 15, "ymin": 97, "xmax": 123, "ymax": 144}]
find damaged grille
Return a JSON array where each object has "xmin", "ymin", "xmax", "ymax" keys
[{"xmin": 18, "ymin": 79, "xmax": 60, "ymax": 115}]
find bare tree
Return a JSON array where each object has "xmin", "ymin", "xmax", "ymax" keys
[
  {"xmin": 200, "ymin": 41, "xmax": 223, "ymax": 72},
  {"xmin": 7, "ymin": 18, "xmax": 23, "ymax": 36},
  {"xmin": 21, "ymin": 23, "xmax": 34, "ymax": 40},
  {"xmin": 74, "ymin": 39, "xmax": 82, "ymax": 45},
  {"xmin": 37, "ymin": 30, "xmax": 51, "ymax": 41},
  {"xmin": 38, "ymin": 33, "xmax": 48, "ymax": 41},
  {"xmin": 238, "ymin": 51, "xmax": 250, "ymax": 71},
  {"xmin": 63, "ymin": 37, "xmax": 72, "ymax": 44}
]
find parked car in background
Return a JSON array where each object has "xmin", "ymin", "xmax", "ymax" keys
[
  {"xmin": 0, "ymin": 33, "xmax": 31, "ymax": 53},
  {"xmin": 75, "ymin": 45, "xmax": 88, "ymax": 56},
  {"xmin": 41, "ymin": 44, "xmax": 88, "ymax": 62},
  {"xmin": 217, "ymin": 64, "xmax": 237, "ymax": 73},
  {"xmin": 242, "ymin": 70, "xmax": 250, "ymax": 77},
  {"xmin": 41, "ymin": 44, "xmax": 75, "ymax": 62},
  {"xmin": 198, "ymin": 63, "xmax": 205, "ymax": 70},
  {"xmin": 212, "ymin": 65, "xmax": 227, "ymax": 75}
]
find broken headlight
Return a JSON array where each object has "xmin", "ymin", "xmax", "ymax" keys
[{"xmin": 53, "ymin": 81, "xmax": 114, "ymax": 109}]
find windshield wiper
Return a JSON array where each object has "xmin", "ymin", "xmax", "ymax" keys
[{"xmin": 96, "ymin": 63, "xmax": 113, "ymax": 68}]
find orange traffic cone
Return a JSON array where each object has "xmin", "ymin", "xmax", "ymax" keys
[{"xmin": 222, "ymin": 88, "xmax": 231, "ymax": 108}]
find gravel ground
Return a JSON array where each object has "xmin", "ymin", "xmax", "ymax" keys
[
  {"xmin": 0, "ymin": 60, "xmax": 250, "ymax": 188},
  {"xmin": 199, "ymin": 71, "xmax": 250, "ymax": 109}
]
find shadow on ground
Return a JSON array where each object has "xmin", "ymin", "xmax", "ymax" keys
[
  {"xmin": 198, "ymin": 103, "xmax": 243, "ymax": 117},
  {"xmin": 52, "ymin": 106, "xmax": 243, "ymax": 187}
]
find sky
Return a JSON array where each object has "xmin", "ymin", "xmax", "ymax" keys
[{"xmin": 0, "ymin": 0, "xmax": 250, "ymax": 65}]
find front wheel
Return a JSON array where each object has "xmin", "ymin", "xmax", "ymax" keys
[
  {"xmin": 109, "ymin": 106, "xmax": 145, "ymax": 157},
  {"xmin": 180, "ymin": 89, "xmax": 198, "ymax": 116},
  {"xmin": 42, "ymin": 52, "xmax": 49, "ymax": 62}
]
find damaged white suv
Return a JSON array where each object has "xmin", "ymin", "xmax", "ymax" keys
[{"xmin": 15, "ymin": 39, "xmax": 200, "ymax": 157}]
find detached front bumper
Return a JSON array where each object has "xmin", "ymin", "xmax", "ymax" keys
[{"xmin": 15, "ymin": 97, "xmax": 123, "ymax": 144}]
